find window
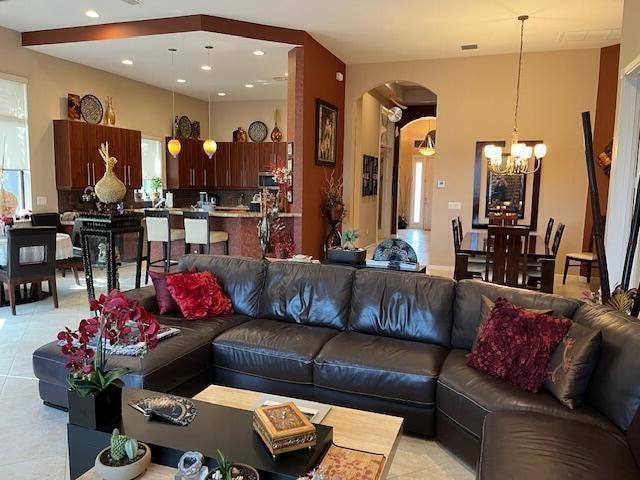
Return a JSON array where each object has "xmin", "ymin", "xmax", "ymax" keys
[
  {"xmin": 412, "ymin": 159, "xmax": 423, "ymax": 224},
  {"xmin": 0, "ymin": 74, "xmax": 31, "ymax": 211},
  {"xmin": 136, "ymin": 137, "xmax": 163, "ymax": 201},
  {"xmin": 0, "ymin": 75, "xmax": 31, "ymax": 213}
]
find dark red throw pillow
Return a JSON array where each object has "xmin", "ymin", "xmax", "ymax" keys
[
  {"xmin": 149, "ymin": 267, "xmax": 196, "ymax": 314},
  {"xmin": 468, "ymin": 298, "xmax": 571, "ymax": 393},
  {"xmin": 165, "ymin": 271, "xmax": 233, "ymax": 320}
]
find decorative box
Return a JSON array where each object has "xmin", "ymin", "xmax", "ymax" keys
[{"xmin": 253, "ymin": 402, "xmax": 317, "ymax": 458}]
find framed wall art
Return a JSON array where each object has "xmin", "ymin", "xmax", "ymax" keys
[{"xmin": 315, "ymin": 99, "xmax": 338, "ymax": 166}]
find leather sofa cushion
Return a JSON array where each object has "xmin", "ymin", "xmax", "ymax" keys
[
  {"xmin": 452, "ymin": 280, "xmax": 581, "ymax": 350},
  {"xmin": 258, "ymin": 262, "xmax": 354, "ymax": 330},
  {"xmin": 628, "ymin": 407, "xmax": 640, "ymax": 466},
  {"xmin": 213, "ymin": 319, "xmax": 338, "ymax": 384},
  {"xmin": 123, "ymin": 285, "xmax": 158, "ymax": 313},
  {"xmin": 437, "ymin": 349, "xmax": 615, "ymax": 439},
  {"xmin": 314, "ymin": 332, "xmax": 449, "ymax": 407},
  {"xmin": 478, "ymin": 411, "xmax": 640, "ymax": 480},
  {"xmin": 574, "ymin": 302, "xmax": 640, "ymax": 431},
  {"xmin": 178, "ymin": 255, "xmax": 267, "ymax": 317},
  {"xmin": 33, "ymin": 314, "xmax": 250, "ymax": 392},
  {"xmin": 348, "ymin": 270, "xmax": 455, "ymax": 346}
]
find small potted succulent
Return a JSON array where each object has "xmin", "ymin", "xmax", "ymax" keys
[
  {"xmin": 326, "ymin": 229, "xmax": 367, "ymax": 265},
  {"xmin": 94, "ymin": 428, "xmax": 151, "ymax": 480},
  {"xmin": 210, "ymin": 450, "xmax": 259, "ymax": 480}
]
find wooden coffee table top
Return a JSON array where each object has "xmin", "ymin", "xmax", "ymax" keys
[
  {"xmin": 79, "ymin": 464, "xmax": 176, "ymax": 479},
  {"xmin": 194, "ymin": 385, "xmax": 404, "ymax": 478}
]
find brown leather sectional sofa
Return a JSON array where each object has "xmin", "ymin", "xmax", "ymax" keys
[{"xmin": 33, "ymin": 255, "xmax": 640, "ymax": 478}]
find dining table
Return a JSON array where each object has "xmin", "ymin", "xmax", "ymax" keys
[{"xmin": 455, "ymin": 230, "xmax": 556, "ymax": 293}]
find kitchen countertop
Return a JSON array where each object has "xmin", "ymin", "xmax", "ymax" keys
[{"xmin": 134, "ymin": 208, "xmax": 301, "ymax": 218}]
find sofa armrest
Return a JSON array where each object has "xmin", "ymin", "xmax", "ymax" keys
[{"xmin": 123, "ymin": 285, "xmax": 158, "ymax": 313}]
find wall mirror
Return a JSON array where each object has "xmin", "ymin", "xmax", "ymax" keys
[{"xmin": 472, "ymin": 140, "xmax": 542, "ymax": 230}]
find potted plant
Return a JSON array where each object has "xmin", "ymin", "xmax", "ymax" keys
[
  {"xmin": 326, "ymin": 229, "xmax": 367, "ymax": 265},
  {"xmin": 210, "ymin": 450, "xmax": 259, "ymax": 480},
  {"xmin": 57, "ymin": 290, "xmax": 160, "ymax": 430},
  {"xmin": 94, "ymin": 428, "xmax": 151, "ymax": 480},
  {"xmin": 150, "ymin": 177, "xmax": 163, "ymax": 202}
]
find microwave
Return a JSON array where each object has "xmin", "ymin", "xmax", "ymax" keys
[{"xmin": 258, "ymin": 172, "xmax": 279, "ymax": 189}]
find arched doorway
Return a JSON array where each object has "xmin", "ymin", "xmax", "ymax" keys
[{"xmin": 348, "ymin": 81, "xmax": 437, "ymax": 253}]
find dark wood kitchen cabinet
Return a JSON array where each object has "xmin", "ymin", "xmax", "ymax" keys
[{"xmin": 53, "ymin": 120, "xmax": 142, "ymax": 190}]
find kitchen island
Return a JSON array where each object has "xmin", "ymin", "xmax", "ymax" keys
[{"xmin": 138, "ymin": 208, "xmax": 302, "ymax": 259}]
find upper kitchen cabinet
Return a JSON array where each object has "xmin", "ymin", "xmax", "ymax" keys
[{"xmin": 53, "ymin": 120, "xmax": 142, "ymax": 190}]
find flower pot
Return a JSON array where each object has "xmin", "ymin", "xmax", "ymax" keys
[
  {"xmin": 95, "ymin": 442, "xmax": 151, "ymax": 480},
  {"xmin": 210, "ymin": 464, "xmax": 260, "ymax": 480},
  {"xmin": 68, "ymin": 385, "xmax": 122, "ymax": 430},
  {"xmin": 326, "ymin": 247, "xmax": 367, "ymax": 266}
]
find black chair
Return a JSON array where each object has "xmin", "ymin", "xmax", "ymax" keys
[
  {"xmin": 56, "ymin": 218, "xmax": 83, "ymax": 285},
  {"xmin": 144, "ymin": 209, "xmax": 184, "ymax": 284},
  {"xmin": 183, "ymin": 211, "xmax": 229, "ymax": 255},
  {"xmin": 31, "ymin": 213, "xmax": 63, "ymax": 232},
  {"xmin": 528, "ymin": 223, "xmax": 565, "ymax": 289},
  {"xmin": 0, "ymin": 227, "xmax": 58, "ymax": 315},
  {"xmin": 485, "ymin": 225, "xmax": 531, "ymax": 288},
  {"xmin": 452, "ymin": 219, "xmax": 484, "ymax": 279},
  {"xmin": 544, "ymin": 217, "xmax": 555, "ymax": 245}
]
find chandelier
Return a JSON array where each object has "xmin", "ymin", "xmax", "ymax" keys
[
  {"xmin": 484, "ymin": 15, "xmax": 547, "ymax": 175},
  {"xmin": 418, "ymin": 119, "xmax": 436, "ymax": 156}
]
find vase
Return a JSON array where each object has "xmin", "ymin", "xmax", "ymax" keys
[
  {"xmin": 277, "ymin": 191, "xmax": 289, "ymax": 213},
  {"xmin": 323, "ymin": 202, "xmax": 344, "ymax": 223},
  {"xmin": 271, "ymin": 109, "xmax": 282, "ymax": 142},
  {"xmin": 94, "ymin": 442, "xmax": 151, "ymax": 480},
  {"xmin": 68, "ymin": 386, "xmax": 122, "ymax": 430},
  {"xmin": 105, "ymin": 97, "xmax": 116, "ymax": 126},
  {"xmin": 95, "ymin": 163, "xmax": 127, "ymax": 204}
]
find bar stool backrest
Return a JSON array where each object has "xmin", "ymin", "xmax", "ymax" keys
[
  {"xmin": 144, "ymin": 210, "xmax": 170, "ymax": 243},
  {"xmin": 183, "ymin": 211, "xmax": 211, "ymax": 246}
]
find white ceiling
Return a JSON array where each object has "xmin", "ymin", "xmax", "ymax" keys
[
  {"xmin": 0, "ymin": 0, "xmax": 623, "ymax": 101},
  {"xmin": 30, "ymin": 32, "xmax": 292, "ymax": 102}
]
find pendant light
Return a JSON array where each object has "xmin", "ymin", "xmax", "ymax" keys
[
  {"xmin": 418, "ymin": 119, "xmax": 436, "ymax": 157},
  {"xmin": 202, "ymin": 45, "xmax": 217, "ymax": 158},
  {"xmin": 167, "ymin": 48, "xmax": 181, "ymax": 158},
  {"xmin": 483, "ymin": 16, "xmax": 547, "ymax": 175}
]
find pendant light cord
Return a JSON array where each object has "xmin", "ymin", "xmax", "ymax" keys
[
  {"xmin": 170, "ymin": 48, "xmax": 176, "ymax": 138},
  {"xmin": 513, "ymin": 17, "xmax": 526, "ymax": 133}
]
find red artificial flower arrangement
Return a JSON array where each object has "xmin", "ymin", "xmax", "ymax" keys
[
  {"xmin": 57, "ymin": 290, "xmax": 160, "ymax": 397},
  {"xmin": 1, "ymin": 215, "xmax": 14, "ymax": 226}
]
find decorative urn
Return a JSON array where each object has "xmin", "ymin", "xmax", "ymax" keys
[{"xmin": 94, "ymin": 142, "xmax": 126, "ymax": 204}]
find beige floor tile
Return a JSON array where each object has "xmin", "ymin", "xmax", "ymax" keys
[
  {"xmin": 0, "ymin": 455, "xmax": 67, "ymax": 480},
  {"xmin": 0, "ymin": 419, "xmax": 67, "ymax": 466}
]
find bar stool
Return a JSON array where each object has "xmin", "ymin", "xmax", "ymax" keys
[
  {"xmin": 183, "ymin": 211, "xmax": 229, "ymax": 255},
  {"xmin": 144, "ymin": 209, "xmax": 185, "ymax": 283}
]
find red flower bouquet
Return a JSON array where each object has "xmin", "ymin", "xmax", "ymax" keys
[{"xmin": 57, "ymin": 290, "xmax": 160, "ymax": 396}]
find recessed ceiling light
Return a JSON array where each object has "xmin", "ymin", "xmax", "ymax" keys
[
  {"xmin": 201, "ymin": 65, "xmax": 212, "ymax": 71},
  {"xmin": 245, "ymin": 84, "xmax": 254, "ymax": 88},
  {"xmin": 176, "ymin": 79, "xmax": 186, "ymax": 83},
  {"xmin": 217, "ymin": 92, "xmax": 227, "ymax": 97},
  {"xmin": 85, "ymin": 9, "xmax": 100, "ymax": 18},
  {"xmin": 121, "ymin": 59, "xmax": 133, "ymax": 65},
  {"xmin": 253, "ymin": 50, "xmax": 265, "ymax": 56}
]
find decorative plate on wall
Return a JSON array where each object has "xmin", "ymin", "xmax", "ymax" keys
[
  {"xmin": 80, "ymin": 94, "xmax": 103, "ymax": 124},
  {"xmin": 248, "ymin": 121, "xmax": 268, "ymax": 142},
  {"xmin": 178, "ymin": 115, "xmax": 192, "ymax": 138}
]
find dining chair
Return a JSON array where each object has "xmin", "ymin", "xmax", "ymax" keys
[
  {"xmin": 56, "ymin": 218, "xmax": 83, "ymax": 285},
  {"xmin": 544, "ymin": 217, "xmax": 555, "ymax": 245},
  {"xmin": 562, "ymin": 221, "xmax": 600, "ymax": 284},
  {"xmin": 452, "ymin": 219, "xmax": 484, "ymax": 279},
  {"xmin": 485, "ymin": 225, "xmax": 531, "ymax": 288},
  {"xmin": 457, "ymin": 216, "xmax": 463, "ymax": 239},
  {"xmin": 0, "ymin": 227, "xmax": 58, "ymax": 315},
  {"xmin": 144, "ymin": 209, "xmax": 185, "ymax": 284},
  {"xmin": 31, "ymin": 213, "xmax": 63, "ymax": 232},
  {"xmin": 183, "ymin": 211, "xmax": 229, "ymax": 255},
  {"xmin": 528, "ymin": 223, "xmax": 565, "ymax": 289}
]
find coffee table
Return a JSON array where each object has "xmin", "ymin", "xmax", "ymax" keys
[
  {"xmin": 194, "ymin": 385, "xmax": 404, "ymax": 479},
  {"xmin": 75, "ymin": 385, "xmax": 404, "ymax": 479}
]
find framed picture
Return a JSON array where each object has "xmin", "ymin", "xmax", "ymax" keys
[
  {"xmin": 315, "ymin": 99, "xmax": 338, "ymax": 166},
  {"xmin": 67, "ymin": 93, "xmax": 81, "ymax": 120},
  {"xmin": 362, "ymin": 155, "xmax": 379, "ymax": 196}
]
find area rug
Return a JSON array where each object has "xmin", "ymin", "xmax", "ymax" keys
[{"xmin": 317, "ymin": 443, "xmax": 385, "ymax": 480}]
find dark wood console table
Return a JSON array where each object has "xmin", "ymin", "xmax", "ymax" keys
[{"xmin": 79, "ymin": 212, "xmax": 144, "ymax": 301}]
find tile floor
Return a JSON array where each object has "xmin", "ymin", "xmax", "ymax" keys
[{"xmin": 0, "ymin": 238, "xmax": 593, "ymax": 479}]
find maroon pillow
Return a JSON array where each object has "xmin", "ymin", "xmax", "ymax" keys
[
  {"xmin": 468, "ymin": 298, "xmax": 571, "ymax": 393},
  {"xmin": 148, "ymin": 267, "xmax": 196, "ymax": 314},
  {"xmin": 165, "ymin": 271, "xmax": 233, "ymax": 320}
]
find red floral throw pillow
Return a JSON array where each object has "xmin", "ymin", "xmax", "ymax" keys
[
  {"xmin": 165, "ymin": 271, "xmax": 233, "ymax": 320},
  {"xmin": 149, "ymin": 267, "xmax": 196, "ymax": 314},
  {"xmin": 468, "ymin": 298, "xmax": 571, "ymax": 393}
]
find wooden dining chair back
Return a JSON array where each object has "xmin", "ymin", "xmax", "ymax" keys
[
  {"xmin": 544, "ymin": 217, "xmax": 555, "ymax": 246},
  {"xmin": 0, "ymin": 227, "xmax": 58, "ymax": 315},
  {"xmin": 31, "ymin": 213, "xmax": 63, "ymax": 232},
  {"xmin": 551, "ymin": 223, "xmax": 565, "ymax": 256},
  {"xmin": 486, "ymin": 225, "xmax": 530, "ymax": 288},
  {"xmin": 457, "ymin": 216, "xmax": 464, "ymax": 239},
  {"xmin": 451, "ymin": 219, "xmax": 461, "ymax": 251}
]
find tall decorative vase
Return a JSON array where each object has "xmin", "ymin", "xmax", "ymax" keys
[
  {"xmin": 271, "ymin": 109, "xmax": 283, "ymax": 142},
  {"xmin": 95, "ymin": 142, "xmax": 126, "ymax": 205}
]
